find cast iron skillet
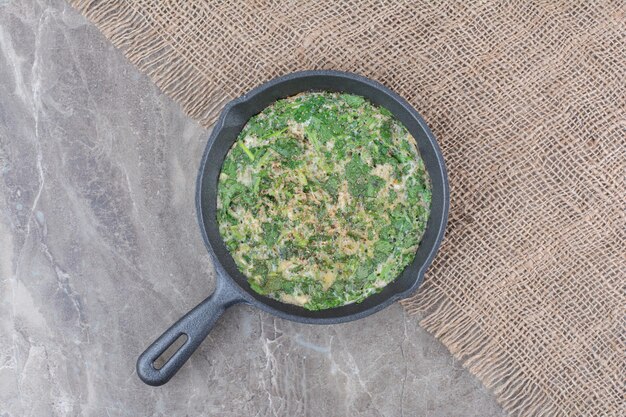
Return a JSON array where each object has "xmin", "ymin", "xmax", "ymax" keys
[{"xmin": 136, "ymin": 70, "xmax": 449, "ymax": 386}]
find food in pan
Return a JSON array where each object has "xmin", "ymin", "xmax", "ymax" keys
[{"xmin": 217, "ymin": 92, "xmax": 431, "ymax": 310}]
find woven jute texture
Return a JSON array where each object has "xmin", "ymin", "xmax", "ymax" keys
[{"xmin": 69, "ymin": 1, "xmax": 625, "ymax": 415}]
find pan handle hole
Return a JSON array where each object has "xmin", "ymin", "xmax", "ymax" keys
[{"xmin": 153, "ymin": 334, "xmax": 188, "ymax": 370}]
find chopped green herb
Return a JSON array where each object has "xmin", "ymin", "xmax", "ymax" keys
[
  {"xmin": 217, "ymin": 92, "xmax": 431, "ymax": 310},
  {"xmin": 238, "ymin": 142, "xmax": 255, "ymax": 161}
]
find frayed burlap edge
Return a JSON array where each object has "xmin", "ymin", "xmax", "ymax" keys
[
  {"xmin": 70, "ymin": 0, "xmax": 230, "ymax": 127},
  {"xmin": 401, "ymin": 283, "xmax": 561, "ymax": 416}
]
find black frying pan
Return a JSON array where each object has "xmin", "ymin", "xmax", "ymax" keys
[{"xmin": 136, "ymin": 70, "xmax": 449, "ymax": 386}]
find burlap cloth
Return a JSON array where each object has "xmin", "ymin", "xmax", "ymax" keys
[{"xmin": 69, "ymin": 1, "xmax": 625, "ymax": 415}]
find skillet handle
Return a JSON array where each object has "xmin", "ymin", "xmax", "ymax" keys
[{"xmin": 136, "ymin": 278, "xmax": 244, "ymax": 386}]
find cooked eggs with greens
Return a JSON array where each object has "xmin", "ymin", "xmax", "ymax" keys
[{"xmin": 217, "ymin": 92, "xmax": 431, "ymax": 310}]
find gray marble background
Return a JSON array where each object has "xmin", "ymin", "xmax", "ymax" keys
[{"xmin": 0, "ymin": 1, "xmax": 505, "ymax": 416}]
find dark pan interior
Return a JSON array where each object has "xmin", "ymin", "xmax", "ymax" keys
[{"xmin": 197, "ymin": 71, "xmax": 448, "ymax": 322}]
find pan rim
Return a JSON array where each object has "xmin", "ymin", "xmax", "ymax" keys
[{"xmin": 196, "ymin": 70, "xmax": 449, "ymax": 324}]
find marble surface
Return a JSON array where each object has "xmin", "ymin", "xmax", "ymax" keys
[{"xmin": 0, "ymin": 1, "xmax": 505, "ymax": 416}]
